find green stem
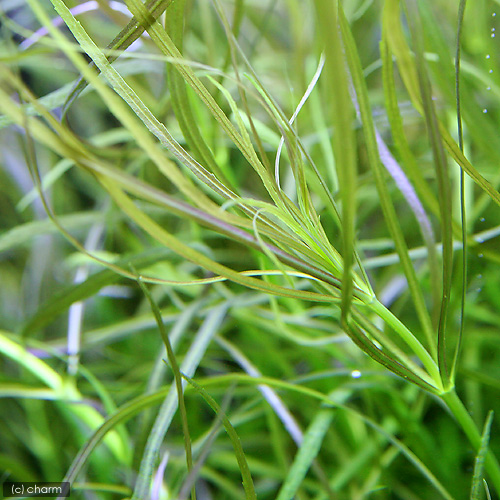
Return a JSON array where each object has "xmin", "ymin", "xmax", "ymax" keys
[{"xmin": 441, "ymin": 389, "xmax": 500, "ymax": 494}]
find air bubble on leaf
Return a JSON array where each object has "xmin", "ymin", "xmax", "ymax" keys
[
  {"xmin": 492, "ymin": 33, "xmax": 496, "ymax": 38},
  {"xmin": 479, "ymin": 253, "xmax": 484, "ymax": 258},
  {"xmin": 351, "ymin": 370, "xmax": 362, "ymax": 379},
  {"xmin": 489, "ymin": 69, "xmax": 494, "ymax": 73},
  {"xmin": 483, "ymin": 109, "xmax": 488, "ymax": 113},
  {"xmin": 480, "ymin": 217, "xmax": 485, "ymax": 222},
  {"xmin": 493, "ymin": 12, "xmax": 497, "ymax": 16},
  {"xmin": 487, "ymin": 86, "xmax": 492, "ymax": 91},
  {"xmin": 487, "ymin": 54, "xmax": 491, "ymax": 59}
]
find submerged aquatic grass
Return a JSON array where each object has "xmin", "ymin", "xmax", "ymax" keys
[{"xmin": 1, "ymin": 0, "xmax": 500, "ymax": 498}]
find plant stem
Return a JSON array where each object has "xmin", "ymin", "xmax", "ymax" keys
[{"xmin": 441, "ymin": 389, "xmax": 500, "ymax": 494}]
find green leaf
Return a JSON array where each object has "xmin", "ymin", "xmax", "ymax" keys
[
  {"xmin": 135, "ymin": 275, "xmax": 196, "ymax": 500},
  {"xmin": 471, "ymin": 411, "xmax": 494, "ymax": 500},
  {"xmin": 314, "ymin": 0, "xmax": 356, "ymax": 322},
  {"xmin": 275, "ymin": 409, "xmax": 334, "ymax": 500},
  {"xmin": 181, "ymin": 374, "xmax": 257, "ymax": 500},
  {"xmin": 21, "ymin": 249, "xmax": 170, "ymax": 336},
  {"xmin": 132, "ymin": 303, "xmax": 227, "ymax": 500}
]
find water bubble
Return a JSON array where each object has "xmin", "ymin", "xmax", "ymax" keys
[
  {"xmin": 487, "ymin": 86, "xmax": 492, "ymax": 91},
  {"xmin": 483, "ymin": 109, "xmax": 488, "ymax": 113},
  {"xmin": 492, "ymin": 33, "xmax": 496, "ymax": 38},
  {"xmin": 493, "ymin": 28, "xmax": 496, "ymax": 31},
  {"xmin": 477, "ymin": 274, "xmax": 483, "ymax": 279},
  {"xmin": 487, "ymin": 54, "xmax": 491, "ymax": 59},
  {"xmin": 479, "ymin": 253, "xmax": 484, "ymax": 258},
  {"xmin": 480, "ymin": 217, "xmax": 485, "ymax": 222},
  {"xmin": 489, "ymin": 69, "xmax": 494, "ymax": 73},
  {"xmin": 351, "ymin": 370, "xmax": 362, "ymax": 379},
  {"xmin": 476, "ymin": 237, "xmax": 485, "ymax": 243},
  {"xmin": 494, "ymin": 12, "xmax": 497, "ymax": 16}
]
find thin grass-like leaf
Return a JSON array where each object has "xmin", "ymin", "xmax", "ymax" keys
[
  {"xmin": 177, "ymin": 387, "xmax": 234, "ymax": 500},
  {"xmin": 442, "ymin": 390, "xmax": 500, "ymax": 492},
  {"xmin": 21, "ymin": 249, "xmax": 169, "ymax": 336},
  {"xmin": 484, "ymin": 479, "xmax": 492, "ymax": 500},
  {"xmin": 165, "ymin": 0, "xmax": 231, "ymax": 186},
  {"xmin": 0, "ymin": 385, "xmax": 60, "ymax": 400},
  {"xmin": 451, "ymin": 0, "xmax": 468, "ymax": 383},
  {"xmin": 275, "ymin": 409, "xmax": 334, "ymax": 500},
  {"xmin": 471, "ymin": 411, "xmax": 494, "ymax": 500},
  {"xmin": 344, "ymin": 318, "xmax": 439, "ymax": 394},
  {"xmin": 62, "ymin": 0, "xmax": 174, "ymax": 113},
  {"xmin": 131, "ymin": 303, "xmax": 227, "ymax": 500},
  {"xmin": 132, "ymin": 300, "xmax": 200, "ymax": 473},
  {"xmin": 380, "ymin": 36, "xmax": 441, "ymax": 330},
  {"xmin": 0, "ymin": 211, "xmax": 109, "ymax": 254},
  {"xmin": 0, "ymin": 331, "xmax": 64, "ymax": 391},
  {"xmin": 136, "ymin": 276, "xmax": 196, "ymax": 500},
  {"xmin": 314, "ymin": 0, "xmax": 356, "ymax": 322},
  {"xmin": 405, "ymin": 0, "xmax": 453, "ymax": 386},
  {"xmin": 181, "ymin": 374, "xmax": 257, "ymax": 500},
  {"xmin": 345, "ymin": 4, "xmax": 436, "ymax": 357}
]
